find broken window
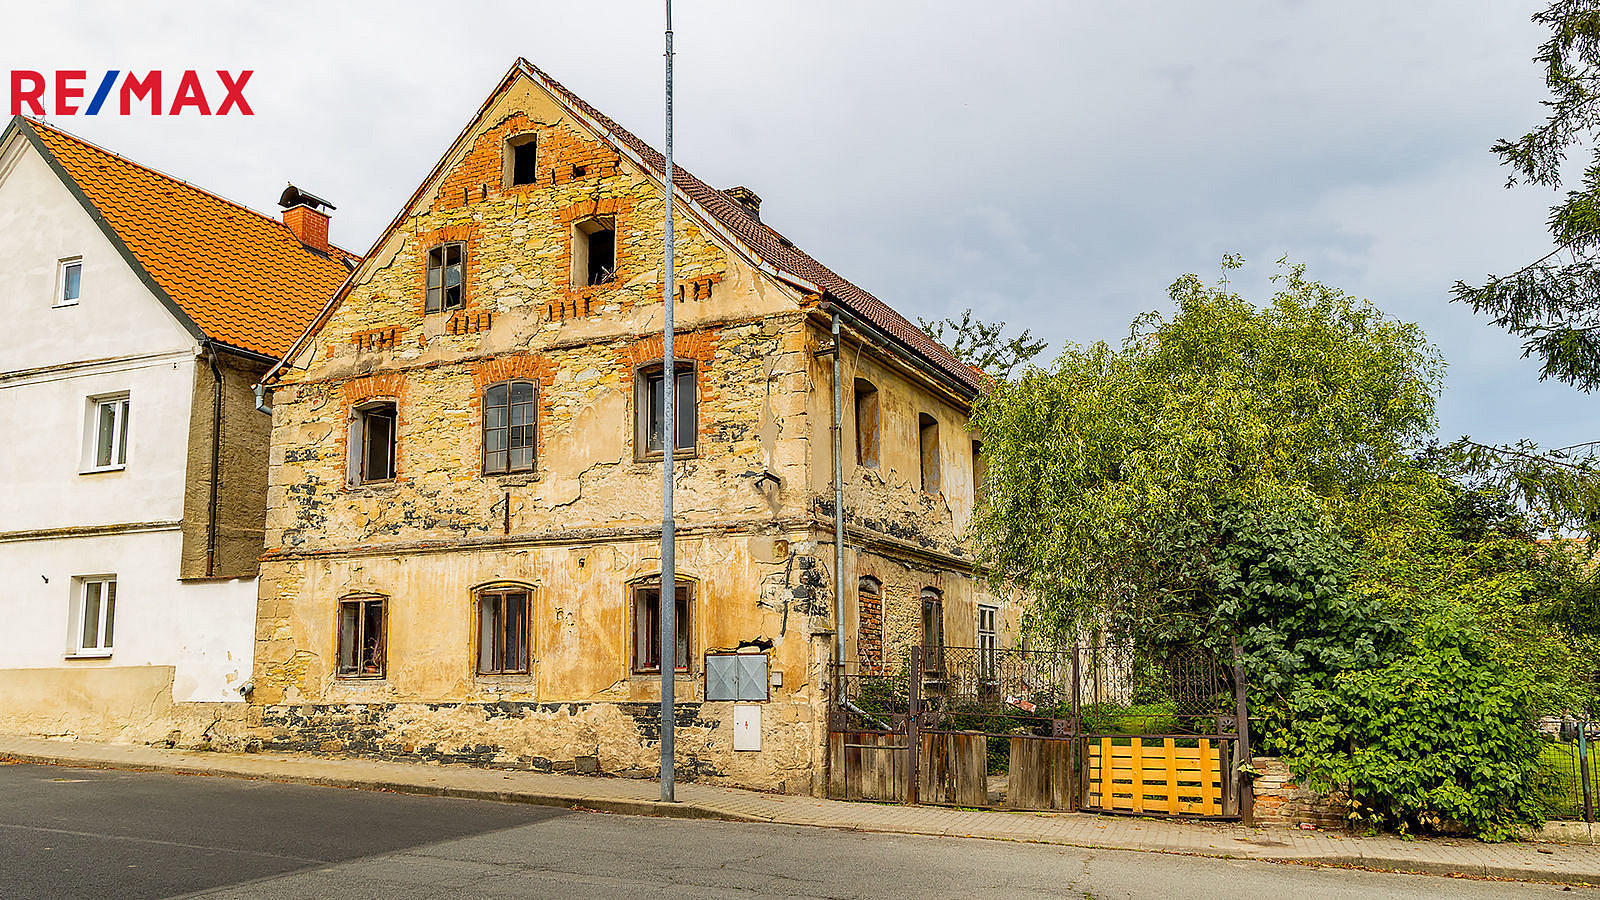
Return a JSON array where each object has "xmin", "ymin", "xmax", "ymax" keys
[
  {"xmin": 506, "ymin": 133, "xmax": 538, "ymax": 187},
  {"xmin": 854, "ymin": 379, "xmax": 879, "ymax": 468},
  {"xmin": 425, "ymin": 242, "xmax": 465, "ymax": 313},
  {"xmin": 477, "ymin": 586, "xmax": 531, "ymax": 675},
  {"xmin": 86, "ymin": 394, "xmax": 129, "ymax": 471},
  {"xmin": 978, "ymin": 604, "xmax": 998, "ymax": 683},
  {"xmin": 572, "ymin": 218, "xmax": 616, "ymax": 286},
  {"xmin": 483, "ymin": 381, "xmax": 536, "ymax": 474},
  {"xmin": 337, "ymin": 594, "xmax": 386, "ymax": 677},
  {"xmin": 918, "ymin": 412, "xmax": 940, "ymax": 494},
  {"xmin": 633, "ymin": 580, "xmax": 691, "ymax": 674},
  {"xmin": 637, "ymin": 362, "xmax": 696, "ymax": 456},
  {"xmin": 350, "ymin": 401, "xmax": 397, "ymax": 483},
  {"xmin": 921, "ymin": 588, "xmax": 945, "ymax": 676},
  {"xmin": 70, "ymin": 575, "xmax": 116, "ymax": 656},
  {"xmin": 57, "ymin": 257, "xmax": 82, "ymax": 306}
]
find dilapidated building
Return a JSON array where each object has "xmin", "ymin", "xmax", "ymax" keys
[{"xmin": 250, "ymin": 60, "xmax": 1010, "ymax": 792}]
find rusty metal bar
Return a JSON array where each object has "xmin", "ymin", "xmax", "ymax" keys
[{"xmin": 907, "ymin": 645, "xmax": 922, "ymax": 806}]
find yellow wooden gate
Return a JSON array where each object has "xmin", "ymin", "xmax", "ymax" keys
[{"xmin": 1085, "ymin": 736, "xmax": 1227, "ymax": 816}]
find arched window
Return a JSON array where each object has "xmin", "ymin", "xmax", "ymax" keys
[
  {"xmin": 857, "ymin": 576, "xmax": 883, "ymax": 675},
  {"xmin": 854, "ymin": 379, "xmax": 879, "ymax": 467},
  {"xmin": 483, "ymin": 380, "xmax": 537, "ymax": 474},
  {"xmin": 337, "ymin": 593, "xmax": 387, "ymax": 678},
  {"xmin": 920, "ymin": 587, "xmax": 944, "ymax": 675},
  {"xmin": 476, "ymin": 583, "xmax": 533, "ymax": 675}
]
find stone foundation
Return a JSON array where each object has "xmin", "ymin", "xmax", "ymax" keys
[
  {"xmin": 252, "ymin": 698, "xmax": 819, "ymax": 793},
  {"xmin": 1251, "ymin": 756, "xmax": 1349, "ymax": 829}
]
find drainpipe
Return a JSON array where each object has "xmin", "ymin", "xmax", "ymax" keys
[
  {"xmin": 831, "ymin": 313, "xmax": 846, "ymax": 703},
  {"xmin": 203, "ymin": 342, "xmax": 224, "ymax": 578},
  {"xmin": 253, "ymin": 382, "xmax": 271, "ymax": 416}
]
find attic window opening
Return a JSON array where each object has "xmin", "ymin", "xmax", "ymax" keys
[
  {"xmin": 918, "ymin": 412, "xmax": 941, "ymax": 495},
  {"xmin": 854, "ymin": 379, "xmax": 879, "ymax": 468},
  {"xmin": 506, "ymin": 133, "xmax": 538, "ymax": 187},
  {"xmin": 572, "ymin": 164, "xmax": 587, "ymax": 179},
  {"xmin": 573, "ymin": 218, "xmax": 616, "ymax": 287},
  {"xmin": 426, "ymin": 242, "xmax": 465, "ymax": 313}
]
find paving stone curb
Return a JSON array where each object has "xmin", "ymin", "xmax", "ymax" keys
[{"xmin": 4, "ymin": 741, "xmax": 1597, "ymax": 887}]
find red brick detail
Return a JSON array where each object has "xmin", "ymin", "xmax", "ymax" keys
[
  {"xmin": 282, "ymin": 205, "xmax": 330, "ymax": 252},
  {"xmin": 447, "ymin": 311, "xmax": 491, "ymax": 335},
  {"xmin": 471, "ymin": 354, "xmax": 554, "ymax": 391},
  {"xmin": 858, "ymin": 589, "xmax": 884, "ymax": 676},
  {"xmin": 625, "ymin": 329, "xmax": 717, "ymax": 368},
  {"xmin": 674, "ymin": 274, "xmax": 722, "ymax": 302},
  {"xmin": 351, "ymin": 328, "xmax": 398, "ymax": 351},
  {"xmin": 342, "ymin": 373, "xmax": 408, "ymax": 405}
]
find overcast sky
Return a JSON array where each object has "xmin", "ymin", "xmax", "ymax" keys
[{"xmin": 11, "ymin": 1, "xmax": 1588, "ymax": 449}]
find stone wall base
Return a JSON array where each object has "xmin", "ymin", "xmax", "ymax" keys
[
  {"xmin": 1251, "ymin": 756, "xmax": 1349, "ymax": 829},
  {"xmin": 249, "ymin": 699, "xmax": 819, "ymax": 794}
]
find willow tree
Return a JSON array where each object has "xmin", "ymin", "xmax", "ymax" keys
[{"xmin": 970, "ymin": 259, "xmax": 1443, "ymax": 637}]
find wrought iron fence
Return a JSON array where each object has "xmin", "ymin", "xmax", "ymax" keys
[{"xmin": 1539, "ymin": 719, "xmax": 1599, "ymax": 823}]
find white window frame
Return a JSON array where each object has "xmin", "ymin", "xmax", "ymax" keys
[
  {"xmin": 82, "ymin": 394, "xmax": 130, "ymax": 473},
  {"xmin": 978, "ymin": 604, "xmax": 999, "ymax": 682},
  {"xmin": 55, "ymin": 257, "xmax": 82, "ymax": 307},
  {"xmin": 67, "ymin": 575, "xmax": 116, "ymax": 658}
]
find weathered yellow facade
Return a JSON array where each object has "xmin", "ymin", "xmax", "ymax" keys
[{"xmin": 250, "ymin": 62, "xmax": 1010, "ymax": 792}]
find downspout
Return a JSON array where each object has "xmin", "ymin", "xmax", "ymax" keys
[
  {"xmin": 203, "ymin": 342, "xmax": 224, "ymax": 578},
  {"xmin": 831, "ymin": 313, "xmax": 846, "ymax": 703},
  {"xmin": 253, "ymin": 382, "xmax": 271, "ymax": 416}
]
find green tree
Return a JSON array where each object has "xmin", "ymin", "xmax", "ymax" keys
[
  {"xmin": 970, "ymin": 258, "xmax": 1441, "ymax": 635},
  {"xmin": 918, "ymin": 308, "xmax": 1047, "ymax": 381},
  {"xmin": 1454, "ymin": 0, "xmax": 1600, "ymax": 390}
]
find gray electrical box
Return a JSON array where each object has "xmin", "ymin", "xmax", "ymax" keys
[{"xmin": 705, "ymin": 652, "xmax": 769, "ymax": 702}]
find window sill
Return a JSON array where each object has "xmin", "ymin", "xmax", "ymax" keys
[
  {"xmin": 636, "ymin": 449, "xmax": 699, "ymax": 463},
  {"xmin": 53, "ymin": 300, "xmax": 80, "ymax": 309},
  {"xmin": 80, "ymin": 465, "xmax": 126, "ymax": 476},
  {"xmin": 335, "ymin": 673, "xmax": 387, "ymax": 681},
  {"xmin": 476, "ymin": 672, "xmax": 535, "ymax": 684},
  {"xmin": 482, "ymin": 471, "xmax": 541, "ymax": 485},
  {"xmin": 632, "ymin": 670, "xmax": 696, "ymax": 679},
  {"xmin": 345, "ymin": 479, "xmax": 399, "ymax": 492},
  {"xmin": 65, "ymin": 650, "xmax": 113, "ymax": 660}
]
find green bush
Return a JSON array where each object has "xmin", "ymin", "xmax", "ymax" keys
[{"xmin": 1274, "ymin": 616, "xmax": 1548, "ymax": 841}]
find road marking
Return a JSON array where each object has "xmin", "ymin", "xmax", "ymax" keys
[{"xmin": 0, "ymin": 822, "xmax": 326, "ymax": 864}]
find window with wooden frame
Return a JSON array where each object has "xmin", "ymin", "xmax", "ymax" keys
[
  {"xmin": 918, "ymin": 412, "xmax": 941, "ymax": 494},
  {"xmin": 505, "ymin": 133, "xmax": 538, "ymax": 187},
  {"xmin": 636, "ymin": 362, "xmax": 697, "ymax": 457},
  {"xmin": 68, "ymin": 575, "xmax": 116, "ymax": 657},
  {"xmin": 483, "ymin": 381, "xmax": 536, "ymax": 474},
  {"xmin": 348, "ymin": 401, "xmax": 397, "ymax": 484},
  {"xmin": 425, "ymin": 242, "xmax": 465, "ymax": 313},
  {"xmin": 854, "ymin": 378, "xmax": 879, "ymax": 468},
  {"xmin": 920, "ymin": 587, "xmax": 945, "ymax": 675},
  {"xmin": 337, "ymin": 594, "xmax": 386, "ymax": 678},
  {"xmin": 632, "ymin": 578, "xmax": 692, "ymax": 674},
  {"xmin": 476, "ymin": 585, "xmax": 532, "ymax": 675},
  {"xmin": 572, "ymin": 217, "xmax": 616, "ymax": 287}
]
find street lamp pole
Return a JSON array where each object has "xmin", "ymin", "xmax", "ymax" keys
[{"xmin": 659, "ymin": 0, "xmax": 678, "ymax": 804}]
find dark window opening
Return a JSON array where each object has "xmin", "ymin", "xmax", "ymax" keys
[
  {"xmin": 477, "ymin": 587, "xmax": 531, "ymax": 675},
  {"xmin": 353, "ymin": 402, "xmax": 397, "ymax": 483},
  {"xmin": 338, "ymin": 595, "xmax": 386, "ymax": 677},
  {"xmin": 921, "ymin": 588, "xmax": 945, "ymax": 676},
  {"xmin": 574, "ymin": 219, "xmax": 616, "ymax": 286},
  {"xmin": 483, "ymin": 381, "xmax": 536, "ymax": 474},
  {"xmin": 972, "ymin": 439, "xmax": 986, "ymax": 504},
  {"xmin": 508, "ymin": 135, "xmax": 538, "ymax": 186},
  {"xmin": 425, "ymin": 242, "xmax": 465, "ymax": 313},
  {"xmin": 633, "ymin": 581, "xmax": 691, "ymax": 674},
  {"xmin": 854, "ymin": 379, "xmax": 879, "ymax": 468},
  {"xmin": 572, "ymin": 164, "xmax": 587, "ymax": 179},
  {"xmin": 918, "ymin": 412, "xmax": 940, "ymax": 494},
  {"xmin": 638, "ymin": 363, "xmax": 696, "ymax": 455}
]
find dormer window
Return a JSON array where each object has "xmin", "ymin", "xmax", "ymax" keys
[
  {"xmin": 505, "ymin": 133, "xmax": 538, "ymax": 187},
  {"xmin": 425, "ymin": 243, "xmax": 465, "ymax": 313},
  {"xmin": 572, "ymin": 218, "xmax": 616, "ymax": 287}
]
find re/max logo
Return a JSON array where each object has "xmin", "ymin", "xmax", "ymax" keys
[{"xmin": 10, "ymin": 70, "xmax": 253, "ymax": 116}]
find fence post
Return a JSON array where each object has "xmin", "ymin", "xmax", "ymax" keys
[
  {"xmin": 1070, "ymin": 644, "xmax": 1082, "ymax": 811},
  {"xmin": 907, "ymin": 645, "xmax": 921, "ymax": 806},
  {"xmin": 1581, "ymin": 720, "xmax": 1594, "ymax": 825},
  {"xmin": 1231, "ymin": 635, "xmax": 1253, "ymax": 824}
]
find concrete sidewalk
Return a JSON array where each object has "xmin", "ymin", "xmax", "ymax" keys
[{"xmin": 2, "ymin": 736, "xmax": 1596, "ymax": 886}]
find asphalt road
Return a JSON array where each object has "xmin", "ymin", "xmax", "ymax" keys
[{"xmin": 0, "ymin": 761, "xmax": 1583, "ymax": 899}]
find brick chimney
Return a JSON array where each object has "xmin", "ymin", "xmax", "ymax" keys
[
  {"xmin": 278, "ymin": 184, "xmax": 335, "ymax": 252},
  {"xmin": 724, "ymin": 185, "xmax": 761, "ymax": 222}
]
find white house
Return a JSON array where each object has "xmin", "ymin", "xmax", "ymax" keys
[{"xmin": 0, "ymin": 116, "xmax": 354, "ymax": 743}]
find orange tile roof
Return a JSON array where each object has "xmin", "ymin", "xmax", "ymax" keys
[{"xmin": 20, "ymin": 117, "xmax": 356, "ymax": 360}]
